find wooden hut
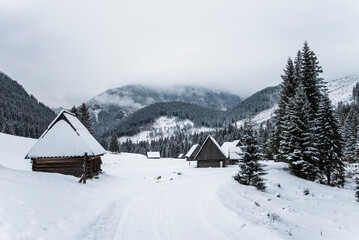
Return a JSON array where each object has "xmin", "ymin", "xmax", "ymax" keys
[
  {"xmin": 25, "ymin": 110, "xmax": 106, "ymax": 178},
  {"xmin": 221, "ymin": 140, "xmax": 243, "ymax": 164},
  {"xmin": 185, "ymin": 144, "xmax": 200, "ymax": 161},
  {"xmin": 194, "ymin": 136, "xmax": 227, "ymax": 168},
  {"xmin": 147, "ymin": 151, "xmax": 160, "ymax": 159}
]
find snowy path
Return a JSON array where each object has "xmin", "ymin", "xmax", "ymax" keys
[
  {"xmin": 83, "ymin": 169, "xmax": 239, "ymax": 240},
  {"xmin": 82, "ymin": 156, "xmax": 283, "ymax": 240}
]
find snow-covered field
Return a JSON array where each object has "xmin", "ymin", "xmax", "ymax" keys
[{"xmin": 0, "ymin": 132, "xmax": 358, "ymax": 240}]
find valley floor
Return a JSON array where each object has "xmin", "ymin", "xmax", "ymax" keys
[{"xmin": 0, "ymin": 133, "xmax": 358, "ymax": 240}]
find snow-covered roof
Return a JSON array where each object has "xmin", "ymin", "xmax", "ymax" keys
[
  {"xmin": 221, "ymin": 140, "xmax": 243, "ymax": 159},
  {"xmin": 25, "ymin": 110, "xmax": 106, "ymax": 159},
  {"xmin": 178, "ymin": 153, "xmax": 184, "ymax": 158},
  {"xmin": 185, "ymin": 144, "xmax": 199, "ymax": 157},
  {"xmin": 147, "ymin": 151, "xmax": 160, "ymax": 158}
]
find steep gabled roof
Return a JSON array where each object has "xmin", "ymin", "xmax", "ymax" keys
[
  {"xmin": 25, "ymin": 110, "xmax": 106, "ymax": 159},
  {"xmin": 221, "ymin": 140, "xmax": 243, "ymax": 159},
  {"xmin": 185, "ymin": 144, "xmax": 200, "ymax": 158},
  {"xmin": 232, "ymin": 140, "xmax": 243, "ymax": 147}
]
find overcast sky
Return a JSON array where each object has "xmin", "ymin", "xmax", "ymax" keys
[{"xmin": 0, "ymin": 0, "xmax": 358, "ymax": 108}]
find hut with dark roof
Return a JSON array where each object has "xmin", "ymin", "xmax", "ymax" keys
[
  {"xmin": 25, "ymin": 110, "xmax": 106, "ymax": 178},
  {"xmin": 194, "ymin": 135, "xmax": 227, "ymax": 168}
]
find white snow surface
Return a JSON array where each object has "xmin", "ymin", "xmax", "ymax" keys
[
  {"xmin": 236, "ymin": 106, "xmax": 277, "ymax": 128},
  {"xmin": 1, "ymin": 133, "xmax": 359, "ymax": 239},
  {"xmin": 26, "ymin": 111, "xmax": 105, "ymax": 158},
  {"xmin": 327, "ymin": 73, "xmax": 359, "ymax": 106}
]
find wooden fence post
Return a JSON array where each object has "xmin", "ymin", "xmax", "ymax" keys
[{"xmin": 78, "ymin": 152, "xmax": 88, "ymax": 184}]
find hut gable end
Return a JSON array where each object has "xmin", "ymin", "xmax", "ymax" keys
[{"xmin": 194, "ymin": 136, "xmax": 226, "ymax": 161}]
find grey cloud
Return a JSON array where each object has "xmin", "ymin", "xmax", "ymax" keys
[{"xmin": 0, "ymin": 0, "xmax": 358, "ymax": 108}]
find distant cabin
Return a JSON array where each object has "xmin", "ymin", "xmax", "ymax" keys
[
  {"xmin": 194, "ymin": 136, "xmax": 228, "ymax": 168},
  {"xmin": 221, "ymin": 140, "xmax": 243, "ymax": 164},
  {"xmin": 185, "ymin": 144, "xmax": 201, "ymax": 161},
  {"xmin": 147, "ymin": 151, "xmax": 160, "ymax": 159},
  {"xmin": 177, "ymin": 153, "xmax": 185, "ymax": 159},
  {"xmin": 25, "ymin": 110, "xmax": 106, "ymax": 178}
]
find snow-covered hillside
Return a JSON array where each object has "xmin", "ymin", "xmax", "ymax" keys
[
  {"xmin": 118, "ymin": 116, "xmax": 214, "ymax": 143},
  {"xmin": 327, "ymin": 73, "xmax": 359, "ymax": 106},
  {"xmin": 237, "ymin": 74, "xmax": 359, "ymax": 127},
  {"xmin": 0, "ymin": 133, "xmax": 358, "ymax": 239}
]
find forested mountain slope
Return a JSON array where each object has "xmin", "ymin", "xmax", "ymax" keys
[
  {"xmin": 0, "ymin": 72, "xmax": 55, "ymax": 138},
  {"xmin": 87, "ymin": 84, "xmax": 241, "ymax": 135}
]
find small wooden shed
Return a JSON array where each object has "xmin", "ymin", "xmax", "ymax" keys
[
  {"xmin": 25, "ymin": 110, "xmax": 106, "ymax": 178},
  {"xmin": 194, "ymin": 136, "xmax": 227, "ymax": 168},
  {"xmin": 185, "ymin": 144, "xmax": 201, "ymax": 161},
  {"xmin": 147, "ymin": 151, "xmax": 160, "ymax": 159}
]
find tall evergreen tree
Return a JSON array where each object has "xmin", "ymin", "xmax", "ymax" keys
[
  {"xmin": 2, "ymin": 122, "xmax": 13, "ymax": 135},
  {"xmin": 274, "ymin": 41, "xmax": 333, "ymax": 183},
  {"xmin": 284, "ymin": 83, "xmax": 319, "ymax": 181},
  {"xmin": 71, "ymin": 106, "xmax": 80, "ymax": 118},
  {"xmin": 272, "ymin": 57, "xmax": 297, "ymax": 161},
  {"xmin": 108, "ymin": 133, "xmax": 120, "ymax": 153},
  {"xmin": 300, "ymin": 41, "xmax": 324, "ymax": 116},
  {"xmin": 356, "ymin": 178, "xmax": 359, "ymax": 202},
  {"xmin": 234, "ymin": 117, "xmax": 266, "ymax": 191},
  {"xmin": 316, "ymin": 94, "xmax": 345, "ymax": 186},
  {"xmin": 343, "ymin": 105, "xmax": 359, "ymax": 163},
  {"xmin": 294, "ymin": 50, "xmax": 303, "ymax": 83},
  {"xmin": 79, "ymin": 103, "xmax": 93, "ymax": 134}
]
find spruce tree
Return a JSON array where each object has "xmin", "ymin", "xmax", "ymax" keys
[
  {"xmin": 234, "ymin": 117, "xmax": 266, "ymax": 191},
  {"xmin": 272, "ymin": 57, "xmax": 297, "ymax": 161},
  {"xmin": 71, "ymin": 106, "xmax": 79, "ymax": 118},
  {"xmin": 275, "ymin": 41, "xmax": 329, "ymax": 183},
  {"xmin": 316, "ymin": 94, "xmax": 345, "ymax": 186},
  {"xmin": 2, "ymin": 122, "xmax": 13, "ymax": 135},
  {"xmin": 343, "ymin": 105, "xmax": 359, "ymax": 163},
  {"xmin": 79, "ymin": 103, "xmax": 93, "ymax": 134},
  {"xmin": 285, "ymin": 83, "xmax": 319, "ymax": 181},
  {"xmin": 108, "ymin": 133, "xmax": 120, "ymax": 153},
  {"xmin": 300, "ymin": 41, "xmax": 324, "ymax": 116},
  {"xmin": 356, "ymin": 178, "xmax": 359, "ymax": 202}
]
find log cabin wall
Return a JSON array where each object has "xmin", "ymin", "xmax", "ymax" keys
[
  {"xmin": 197, "ymin": 160, "xmax": 221, "ymax": 168},
  {"xmin": 32, "ymin": 156, "xmax": 102, "ymax": 177}
]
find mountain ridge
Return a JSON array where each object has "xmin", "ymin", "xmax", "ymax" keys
[{"xmin": 107, "ymin": 74, "xmax": 359, "ymax": 142}]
